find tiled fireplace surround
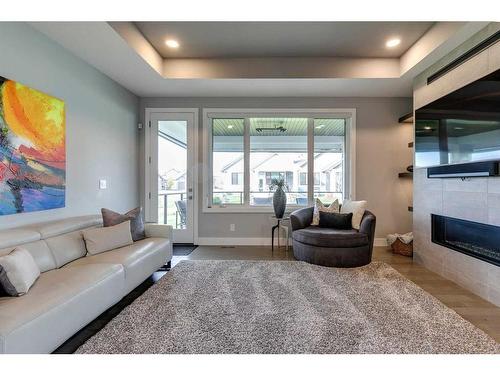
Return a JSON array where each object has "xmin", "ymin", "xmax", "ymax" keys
[
  {"xmin": 413, "ymin": 170, "xmax": 500, "ymax": 306},
  {"xmin": 412, "ymin": 24, "xmax": 500, "ymax": 307}
]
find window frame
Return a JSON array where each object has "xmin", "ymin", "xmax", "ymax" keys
[{"xmin": 203, "ymin": 108, "xmax": 356, "ymax": 213}]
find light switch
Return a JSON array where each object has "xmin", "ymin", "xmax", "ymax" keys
[{"xmin": 99, "ymin": 179, "xmax": 107, "ymax": 189}]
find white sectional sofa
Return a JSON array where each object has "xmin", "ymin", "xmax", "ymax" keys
[{"xmin": 0, "ymin": 215, "xmax": 172, "ymax": 354}]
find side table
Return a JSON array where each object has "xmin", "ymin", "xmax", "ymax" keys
[{"xmin": 271, "ymin": 216, "xmax": 290, "ymax": 253}]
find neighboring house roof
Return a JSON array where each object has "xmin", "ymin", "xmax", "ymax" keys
[
  {"xmin": 299, "ymin": 153, "xmax": 322, "ymax": 168},
  {"xmin": 160, "ymin": 168, "xmax": 184, "ymax": 180},
  {"xmin": 251, "ymin": 153, "xmax": 278, "ymax": 171},
  {"xmin": 174, "ymin": 172, "xmax": 186, "ymax": 181},
  {"xmin": 221, "ymin": 155, "xmax": 244, "ymax": 172},
  {"xmin": 323, "ymin": 160, "xmax": 342, "ymax": 172}
]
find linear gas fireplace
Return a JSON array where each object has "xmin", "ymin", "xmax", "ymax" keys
[{"xmin": 431, "ymin": 214, "xmax": 500, "ymax": 267}]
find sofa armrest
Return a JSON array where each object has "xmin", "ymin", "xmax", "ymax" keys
[
  {"xmin": 144, "ymin": 223, "xmax": 173, "ymax": 240},
  {"xmin": 290, "ymin": 207, "xmax": 314, "ymax": 231}
]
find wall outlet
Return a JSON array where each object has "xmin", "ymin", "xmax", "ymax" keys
[
  {"xmin": 99, "ymin": 179, "xmax": 107, "ymax": 189},
  {"xmin": 230, "ymin": 224, "xmax": 236, "ymax": 232}
]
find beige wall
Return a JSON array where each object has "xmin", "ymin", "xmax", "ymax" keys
[
  {"xmin": 413, "ymin": 23, "xmax": 500, "ymax": 306},
  {"xmin": 0, "ymin": 23, "xmax": 140, "ymax": 229},
  {"xmin": 140, "ymin": 97, "xmax": 413, "ymax": 242}
]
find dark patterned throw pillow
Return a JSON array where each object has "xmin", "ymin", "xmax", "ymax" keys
[{"xmin": 101, "ymin": 207, "xmax": 146, "ymax": 242}]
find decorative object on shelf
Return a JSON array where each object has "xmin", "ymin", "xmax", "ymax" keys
[
  {"xmin": 406, "ymin": 165, "xmax": 414, "ymax": 172},
  {"xmin": 398, "ymin": 112, "xmax": 413, "ymax": 124},
  {"xmin": 387, "ymin": 232, "xmax": 413, "ymax": 257},
  {"xmin": 270, "ymin": 177, "xmax": 287, "ymax": 218},
  {"xmin": 0, "ymin": 76, "xmax": 65, "ymax": 215},
  {"xmin": 398, "ymin": 172, "xmax": 413, "ymax": 178}
]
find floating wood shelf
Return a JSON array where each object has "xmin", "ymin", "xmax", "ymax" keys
[
  {"xmin": 398, "ymin": 172, "xmax": 413, "ymax": 178},
  {"xmin": 398, "ymin": 112, "xmax": 414, "ymax": 124},
  {"xmin": 408, "ymin": 206, "xmax": 413, "ymax": 212},
  {"xmin": 408, "ymin": 142, "xmax": 414, "ymax": 148}
]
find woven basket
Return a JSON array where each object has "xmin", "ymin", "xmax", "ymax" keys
[{"xmin": 391, "ymin": 238, "xmax": 413, "ymax": 257}]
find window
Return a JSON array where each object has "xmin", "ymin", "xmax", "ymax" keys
[
  {"xmin": 205, "ymin": 109, "xmax": 353, "ymax": 211},
  {"xmin": 212, "ymin": 119, "xmax": 244, "ymax": 205},
  {"xmin": 299, "ymin": 172, "xmax": 307, "ymax": 186},
  {"xmin": 249, "ymin": 117, "xmax": 308, "ymax": 205},
  {"xmin": 314, "ymin": 172, "xmax": 320, "ymax": 186},
  {"xmin": 314, "ymin": 119, "xmax": 345, "ymax": 204},
  {"xmin": 231, "ymin": 172, "xmax": 242, "ymax": 185}
]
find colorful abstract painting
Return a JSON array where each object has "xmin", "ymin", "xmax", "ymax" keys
[{"xmin": 0, "ymin": 76, "xmax": 65, "ymax": 215}]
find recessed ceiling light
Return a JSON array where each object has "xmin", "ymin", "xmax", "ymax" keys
[
  {"xmin": 165, "ymin": 39, "xmax": 179, "ymax": 48},
  {"xmin": 386, "ymin": 38, "xmax": 401, "ymax": 48},
  {"xmin": 315, "ymin": 125, "xmax": 324, "ymax": 129},
  {"xmin": 227, "ymin": 125, "xmax": 234, "ymax": 129},
  {"xmin": 424, "ymin": 126, "xmax": 432, "ymax": 130}
]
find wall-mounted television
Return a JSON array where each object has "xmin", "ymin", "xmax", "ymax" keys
[{"xmin": 415, "ymin": 68, "xmax": 500, "ymax": 168}]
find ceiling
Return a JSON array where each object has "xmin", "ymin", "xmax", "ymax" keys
[
  {"xmin": 134, "ymin": 22, "xmax": 434, "ymax": 59},
  {"xmin": 29, "ymin": 22, "xmax": 490, "ymax": 97},
  {"xmin": 213, "ymin": 118, "xmax": 345, "ymax": 136}
]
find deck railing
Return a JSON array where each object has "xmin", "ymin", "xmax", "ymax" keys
[{"xmin": 159, "ymin": 190, "xmax": 343, "ymax": 226}]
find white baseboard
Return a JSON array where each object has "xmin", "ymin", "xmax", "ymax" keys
[
  {"xmin": 198, "ymin": 237, "xmax": 272, "ymax": 246},
  {"xmin": 198, "ymin": 237, "xmax": 388, "ymax": 247},
  {"xmin": 374, "ymin": 238, "xmax": 389, "ymax": 247}
]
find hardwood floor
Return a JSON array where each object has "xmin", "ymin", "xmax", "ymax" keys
[{"xmin": 178, "ymin": 245, "xmax": 500, "ymax": 343}]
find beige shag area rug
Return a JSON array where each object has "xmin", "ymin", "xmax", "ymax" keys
[{"xmin": 76, "ymin": 261, "xmax": 500, "ymax": 354}]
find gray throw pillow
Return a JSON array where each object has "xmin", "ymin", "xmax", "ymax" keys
[{"xmin": 101, "ymin": 207, "xmax": 146, "ymax": 241}]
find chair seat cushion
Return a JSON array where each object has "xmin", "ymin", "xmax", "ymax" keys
[{"xmin": 292, "ymin": 226, "xmax": 368, "ymax": 247}]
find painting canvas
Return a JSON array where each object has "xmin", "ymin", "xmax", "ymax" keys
[{"xmin": 0, "ymin": 76, "xmax": 65, "ymax": 215}]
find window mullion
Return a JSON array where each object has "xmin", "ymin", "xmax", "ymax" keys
[
  {"xmin": 207, "ymin": 117, "xmax": 214, "ymax": 207},
  {"xmin": 244, "ymin": 118, "xmax": 250, "ymax": 206},
  {"xmin": 307, "ymin": 118, "xmax": 314, "ymax": 205}
]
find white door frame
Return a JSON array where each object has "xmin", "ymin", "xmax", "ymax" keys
[{"xmin": 144, "ymin": 108, "xmax": 199, "ymax": 244}]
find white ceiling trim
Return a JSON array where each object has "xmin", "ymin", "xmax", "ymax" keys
[{"xmin": 29, "ymin": 21, "xmax": 490, "ymax": 97}]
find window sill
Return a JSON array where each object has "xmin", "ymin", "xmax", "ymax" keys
[{"xmin": 202, "ymin": 205, "xmax": 306, "ymax": 214}]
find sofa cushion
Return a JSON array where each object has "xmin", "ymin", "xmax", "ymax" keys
[
  {"xmin": 292, "ymin": 226, "xmax": 368, "ymax": 248},
  {"xmin": 0, "ymin": 263, "xmax": 124, "ymax": 353},
  {"xmin": 65, "ymin": 238, "xmax": 171, "ymax": 294},
  {"xmin": 0, "ymin": 229, "xmax": 40, "ymax": 249},
  {"xmin": 0, "ymin": 240, "xmax": 56, "ymax": 273},
  {"xmin": 44, "ymin": 230, "xmax": 88, "ymax": 268},
  {"xmin": 34, "ymin": 215, "xmax": 103, "ymax": 239}
]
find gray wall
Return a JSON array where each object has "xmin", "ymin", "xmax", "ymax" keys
[
  {"xmin": 0, "ymin": 22, "xmax": 140, "ymax": 229},
  {"xmin": 140, "ymin": 97, "xmax": 413, "ymax": 240},
  {"xmin": 413, "ymin": 23, "xmax": 500, "ymax": 306}
]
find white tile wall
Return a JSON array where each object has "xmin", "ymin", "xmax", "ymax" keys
[{"xmin": 413, "ymin": 35, "xmax": 500, "ymax": 307}]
